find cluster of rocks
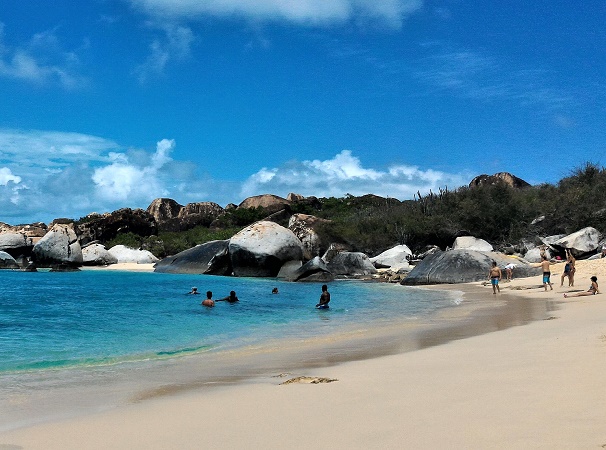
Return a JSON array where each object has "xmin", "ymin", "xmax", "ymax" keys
[
  {"xmin": 0, "ymin": 219, "xmax": 158, "ymax": 271},
  {"xmin": 154, "ymin": 219, "xmax": 391, "ymax": 282}
]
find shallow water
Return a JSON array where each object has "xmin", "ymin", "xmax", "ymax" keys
[{"xmin": 0, "ymin": 270, "xmax": 461, "ymax": 374}]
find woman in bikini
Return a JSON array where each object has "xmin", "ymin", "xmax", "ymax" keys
[{"xmin": 563, "ymin": 276, "xmax": 599, "ymax": 298}]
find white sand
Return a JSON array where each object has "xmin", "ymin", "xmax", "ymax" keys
[
  {"xmin": 2, "ymin": 259, "xmax": 606, "ymax": 449},
  {"xmin": 81, "ymin": 262, "xmax": 156, "ymax": 272}
]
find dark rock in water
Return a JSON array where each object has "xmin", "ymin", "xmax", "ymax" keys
[
  {"xmin": 23, "ymin": 262, "xmax": 38, "ymax": 272},
  {"xmin": 49, "ymin": 263, "xmax": 81, "ymax": 272},
  {"xmin": 0, "ymin": 251, "xmax": 19, "ymax": 269},
  {"xmin": 327, "ymin": 252, "xmax": 377, "ymax": 277},
  {"xmin": 402, "ymin": 249, "xmax": 540, "ymax": 285},
  {"xmin": 283, "ymin": 256, "xmax": 334, "ymax": 282},
  {"xmin": 154, "ymin": 240, "xmax": 231, "ymax": 275}
]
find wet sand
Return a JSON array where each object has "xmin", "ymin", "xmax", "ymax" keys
[{"xmin": 2, "ymin": 259, "xmax": 606, "ymax": 448}]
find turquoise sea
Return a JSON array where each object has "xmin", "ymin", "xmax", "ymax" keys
[{"xmin": 0, "ymin": 269, "xmax": 461, "ymax": 374}]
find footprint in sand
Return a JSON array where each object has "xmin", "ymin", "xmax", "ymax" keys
[{"xmin": 279, "ymin": 376, "xmax": 338, "ymax": 385}]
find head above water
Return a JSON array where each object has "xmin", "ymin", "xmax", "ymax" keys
[
  {"xmin": 321, "ymin": 284, "xmax": 328, "ymax": 291},
  {"xmin": 206, "ymin": 291, "xmax": 212, "ymax": 299}
]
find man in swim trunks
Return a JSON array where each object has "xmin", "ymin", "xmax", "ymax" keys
[
  {"xmin": 201, "ymin": 290, "xmax": 215, "ymax": 307},
  {"xmin": 489, "ymin": 261, "xmax": 501, "ymax": 294},
  {"xmin": 541, "ymin": 255, "xmax": 553, "ymax": 291},
  {"xmin": 316, "ymin": 284, "xmax": 331, "ymax": 309}
]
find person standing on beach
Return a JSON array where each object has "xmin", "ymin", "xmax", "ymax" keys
[
  {"xmin": 541, "ymin": 255, "xmax": 553, "ymax": 291},
  {"xmin": 316, "ymin": 284, "xmax": 331, "ymax": 309},
  {"xmin": 201, "ymin": 290, "xmax": 215, "ymax": 307},
  {"xmin": 489, "ymin": 262, "xmax": 501, "ymax": 294},
  {"xmin": 560, "ymin": 250, "xmax": 576, "ymax": 287},
  {"xmin": 564, "ymin": 276, "xmax": 599, "ymax": 297}
]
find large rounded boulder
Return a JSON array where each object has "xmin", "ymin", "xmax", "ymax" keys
[
  {"xmin": 551, "ymin": 227, "xmax": 601, "ymax": 257},
  {"xmin": 229, "ymin": 221, "xmax": 304, "ymax": 277},
  {"xmin": 154, "ymin": 240, "xmax": 232, "ymax": 275},
  {"xmin": 452, "ymin": 236, "xmax": 493, "ymax": 252},
  {"xmin": 32, "ymin": 224, "xmax": 83, "ymax": 266},
  {"xmin": 402, "ymin": 250, "xmax": 540, "ymax": 285},
  {"xmin": 0, "ymin": 251, "xmax": 19, "ymax": 269},
  {"xmin": 82, "ymin": 243, "xmax": 119, "ymax": 266},
  {"xmin": 282, "ymin": 256, "xmax": 334, "ymax": 282},
  {"xmin": 108, "ymin": 245, "xmax": 159, "ymax": 264},
  {"xmin": 327, "ymin": 252, "xmax": 377, "ymax": 277},
  {"xmin": 370, "ymin": 245, "xmax": 412, "ymax": 271},
  {"xmin": 0, "ymin": 231, "xmax": 34, "ymax": 258},
  {"xmin": 238, "ymin": 194, "xmax": 291, "ymax": 215}
]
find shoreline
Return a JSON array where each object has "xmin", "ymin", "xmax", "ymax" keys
[{"xmin": 1, "ymin": 260, "xmax": 605, "ymax": 448}]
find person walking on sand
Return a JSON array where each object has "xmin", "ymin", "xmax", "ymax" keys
[
  {"xmin": 541, "ymin": 255, "xmax": 553, "ymax": 291},
  {"xmin": 316, "ymin": 284, "xmax": 331, "ymax": 309},
  {"xmin": 564, "ymin": 276, "xmax": 599, "ymax": 297},
  {"xmin": 489, "ymin": 261, "xmax": 502, "ymax": 294},
  {"xmin": 201, "ymin": 290, "xmax": 215, "ymax": 307}
]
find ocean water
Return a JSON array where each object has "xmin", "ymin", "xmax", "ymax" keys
[{"xmin": 0, "ymin": 269, "xmax": 462, "ymax": 374}]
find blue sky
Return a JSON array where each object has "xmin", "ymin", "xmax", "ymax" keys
[{"xmin": 1, "ymin": 0, "xmax": 605, "ymax": 224}]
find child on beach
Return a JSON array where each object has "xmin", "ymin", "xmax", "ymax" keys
[
  {"xmin": 564, "ymin": 276, "xmax": 599, "ymax": 298},
  {"xmin": 541, "ymin": 255, "xmax": 553, "ymax": 291}
]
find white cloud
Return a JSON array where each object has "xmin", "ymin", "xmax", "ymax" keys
[
  {"xmin": 0, "ymin": 167, "xmax": 21, "ymax": 185},
  {"xmin": 240, "ymin": 150, "xmax": 468, "ymax": 200},
  {"xmin": 134, "ymin": 23, "xmax": 195, "ymax": 82},
  {"xmin": 0, "ymin": 23, "xmax": 87, "ymax": 89},
  {"xmin": 128, "ymin": 0, "xmax": 423, "ymax": 27},
  {"xmin": 92, "ymin": 139, "xmax": 175, "ymax": 201},
  {"xmin": 0, "ymin": 129, "xmax": 470, "ymax": 225}
]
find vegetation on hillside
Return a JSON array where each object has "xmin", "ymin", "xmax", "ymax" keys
[{"xmin": 92, "ymin": 162, "xmax": 606, "ymax": 258}]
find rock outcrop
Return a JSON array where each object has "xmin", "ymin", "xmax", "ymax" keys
[
  {"xmin": 154, "ymin": 240, "xmax": 232, "ymax": 275},
  {"xmin": 0, "ymin": 231, "xmax": 34, "ymax": 258},
  {"xmin": 370, "ymin": 245, "xmax": 412, "ymax": 271},
  {"xmin": 402, "ymin": 250, "xmax": 540, "ymax": 285},
  {"xmin": 327, "ymin": 251, "xmax": 377, "ymax": 277},
  {"xmin": 108, "ymin": 245, "xmax": 159, "ymax": 264},
  {"xmin": 77, "ymin": 208, "xmax": 157, "ymax": 246},
  {"xmin": 229, "ymin": 221, "xmax": 304, "ymax": 277},
  {"xmin": 469, "ymin": 172, "xmax": 531, "ymax": 189},
  {"xmin": 0, "ymin": 251, "xmax": 19, "ymax": 269},
  {"xmin": 288, "ymin": 213, "xmax": 329, "ymax": 260},
  {"xmin": 238, "ymin": 194, "xmax": 291, "ymax": 215},
  {"xmin": 452, "ymin": 236, "xmax": 494, "ymax": 252},
  {"xmin": 32, "ymin": 224, "xmax": 83, "ymax": 266},
  {"xmin": 146, "ymin": 198, "xmax": 182, "ymax": 223},
  {"xmin": 550, "ymin": 227, "xmax": 601, "ymax": 256},
  {"xmin": 282, "ymin": 256, "xmax": 334, "ymax": 282},
  {"xmin": 82, "ymin": 243, "xmax": 119, "ymax": 266}
]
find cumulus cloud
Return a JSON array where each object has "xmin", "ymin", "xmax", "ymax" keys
[
  {"xmin": 92, "ymin": 139, "xmax": 175, "ymax": 201},
  {"xmin": 128, "ymin": 0, "xmax": 423, "ymax": 27},
  {"xmin": 240, "ymin": 150, "xmax": 468, "ymax": 200},
  {"xmin": 0, "ymin": 23, "xmax": 87, "ymax": 88},
  {"xmin": 0, "ymin": 129, "xmax": 470, "ymax": 225}
]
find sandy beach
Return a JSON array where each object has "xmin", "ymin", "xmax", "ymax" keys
[{"xmin": 2, "ymin": 259, "xmax": 606, "ymax": 449}]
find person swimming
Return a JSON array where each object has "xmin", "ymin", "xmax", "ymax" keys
[
  {"xmin": 188, "ymin": 287, "xmax": 200, "ymax": 295},
  {"xmin": 201, "ymin": 290, "xmax": 215, "ymax": 307},
  {"xmin": 216, "ymin": 290, "xmax": 239, "ymax": 303}
]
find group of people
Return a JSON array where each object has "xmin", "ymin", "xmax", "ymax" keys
[
  {"xmin": 188, "ymin": 287, "xmax": 239, "ymax": 307},
  {"xmin": 488, "ymin": 248, "xmax": 599, "ymax": 297},
  {"xmin": 187, "ymin": 285, "xmax": 332, "ymax": 309}
]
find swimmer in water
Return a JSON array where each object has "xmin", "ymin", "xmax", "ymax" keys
[{"xmin": 315, "ymin": 284, "xmax": 330, "ymax": 309}]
